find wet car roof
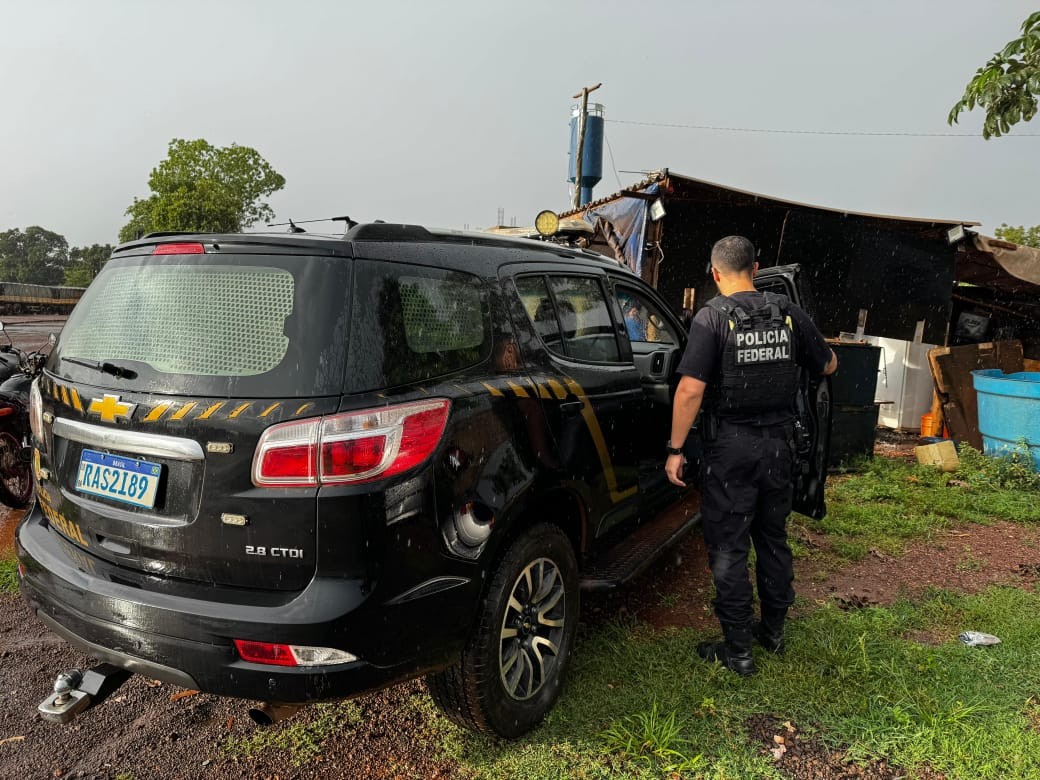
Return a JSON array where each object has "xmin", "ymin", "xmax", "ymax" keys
[{"xmin": 111, "ymin": 223, "xmax": 636, "ymax": 280}]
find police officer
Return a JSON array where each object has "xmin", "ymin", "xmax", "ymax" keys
[{"xmin": 665, "ymin": 236, "xmax": 837, "ymax": 676}]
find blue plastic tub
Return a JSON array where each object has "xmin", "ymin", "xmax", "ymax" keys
[{"xmin": 971, "ymin": 369, "xmax": 1040, "ymax": 471}]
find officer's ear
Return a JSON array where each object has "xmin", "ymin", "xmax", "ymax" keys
[{"xmin": 751, "ymin": 262, "xmax": 759, "ymax": 277}]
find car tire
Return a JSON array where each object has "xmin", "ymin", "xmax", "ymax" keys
[
  {"xmin": 0, "ymin": 431, "xmax": 32, "ymax": 509},
  {"xmin": 427, "ymin": 523, "xmax": 579, "ymax": 737}
]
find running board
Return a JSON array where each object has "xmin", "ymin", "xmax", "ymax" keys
[{"xmin": 579, "ymin": 503, "xmax": 700, "ymax": 593}]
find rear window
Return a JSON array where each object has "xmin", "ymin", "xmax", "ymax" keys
[
  {"xmin": 346, "ymin": 260, "xmax": 490, "ymax": 392},
  {"xmin": 52, "ymin": 253, "xmax": 350, "ymax": 397}
]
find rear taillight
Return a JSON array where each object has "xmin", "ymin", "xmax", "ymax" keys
[
  {"xmin": 233, "ymin": 639, "xmax": 358, "ymax": 667},
  {"xmin": 152, "ymin": 242, "xmax": 204, "ymax": 255},
  {"xmin": 252, "ymin": 399, "xmax": 451, "ymax": 488}
]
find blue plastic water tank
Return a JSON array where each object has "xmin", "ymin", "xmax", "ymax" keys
[
  {"xmin": 972, "ymin": 369, "xmax": 1040, "ymax": 471},
  {"xmin": 567, "ymin": 104, "xmax": 604, "ymax": 206}
]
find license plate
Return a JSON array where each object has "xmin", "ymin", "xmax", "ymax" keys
[{"xmin": 75, "ymin": 449, "xmax": 162, "ymax": 509}]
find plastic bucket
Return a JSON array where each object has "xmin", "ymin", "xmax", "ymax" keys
[{"xmin": 971, "ymin": 369, "xmax": 1040, "ymax": 471}]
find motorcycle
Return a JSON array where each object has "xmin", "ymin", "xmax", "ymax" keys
[{"xmin": 0, "ymin": 321, "xmax": 50, "ymax": 509}]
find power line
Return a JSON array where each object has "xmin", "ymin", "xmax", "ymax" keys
[
  {"xmin": 603, "ymin": 129, "xmax": 624, "ymax": 190},
  {"xmin": 605, "ymin": 118, "xmax": 1040, "ymax": 138}
]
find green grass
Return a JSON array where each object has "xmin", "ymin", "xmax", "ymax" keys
[
  {"xmin": 0, "ymin": 559, "xmax": 18, "ymax": 594},
  {"xmin": 435, "ymin": 587, "xmax": 1040, "ymax": 779},
  {"xmin": 222, "ymin": 700, "xmax": 362, "ymax": 766},
  {"xmin": 797, "ymin": 449, "xmax": 1039, "ymax": 562}
]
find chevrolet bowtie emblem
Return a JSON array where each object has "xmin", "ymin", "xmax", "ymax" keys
[{"xmin": 87, "ymin": 394, "xmax": 137, "ymax": 423}]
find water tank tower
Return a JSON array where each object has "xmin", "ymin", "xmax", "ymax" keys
[{"xmin": 568, "ymin": 103, "xmax": 604, "ymax": 207}]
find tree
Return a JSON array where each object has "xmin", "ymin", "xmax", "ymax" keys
[
  {"xmin": 64, "ymin": 244, "xmax": 113, "ymax": 287},
  {"xmin": 0, "ymin": 227, "xmax": 69, "ymax": 284},
  {"xmin": 994, "ymin": 223, "xmax": 1040, "ymax": 248},
  {"xmin": 119, "ymin": 139, "xmax": 286, "ymax": 242},
  {"xmin": 949, "ymin": 11, "xmax": 1040, "ymax": 138}
]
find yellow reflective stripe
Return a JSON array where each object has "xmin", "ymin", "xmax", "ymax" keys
[
  {"xmin": 785, "ymin": 315, "xmax": 793, "ymax": 329},
  {"xmin": 60, "ymin": 386, "xmax": 70, "ymax": 407},
  {"xmin": 563, "ymin": 377, "xmax": 638, "ymax": 504},
  {"xmin": 69, "ymin": 388, "xmax": 84, "ymax": 412},
  {"xmin": 507, "ymin": 381, "xmax": 529, "ymax": 398},
  {"xmin": 199, "ymin": 402, "xmax": 225, "ymax": 420},
  {"xmin": 535, "ymin": 381, "xmax": 552, "ymax": 399},
  {"xmin": 143, "ymin": 402, "xmax": 174, "ymax": 422},
  {"xmin": 171, "ymin": 402, "xmax": 197, "ymax": 421},
  {"xmin": 229, "ymin": 403, "xmax": 251, "ymax": 419},
  {"xmin": 547, "ymin": 378, "xmax": 568, "ymax": 400},
  {"xmin": 293, "ymin": 403, "xmax": 314, "ymax": 417},
  {"xmin": 259, "ymin": 402, "xmax": 281, "ymax": 418},
  {"xmin": 482, "ymin": 382, "xmax": 505, "ymax": 397}
]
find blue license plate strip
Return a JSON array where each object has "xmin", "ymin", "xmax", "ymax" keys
[{"xmin": 75, "ymin": 449, "xmax": 162, "ymax": 509}]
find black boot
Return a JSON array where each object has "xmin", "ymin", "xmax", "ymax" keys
[
  {"xmin": 697, "ymin": 625, "xmax": 756, "ymax": 676},
  {"xmin": 753, "ymin": 608, "xmax": 786, "ymax": 655}
]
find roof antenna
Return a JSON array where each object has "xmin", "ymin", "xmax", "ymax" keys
[{"xmin": 287, "ymin": 219, "xmax": 306, "ymax": 234}]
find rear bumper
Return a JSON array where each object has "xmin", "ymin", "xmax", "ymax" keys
[{"xmin": 16, "ymin": 506, "xmax": 474, "ymax": 703}]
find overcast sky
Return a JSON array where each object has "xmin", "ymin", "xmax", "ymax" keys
[{"xmin": 2, "ymin": 1, "xmax": 1037, "ymax": 247}]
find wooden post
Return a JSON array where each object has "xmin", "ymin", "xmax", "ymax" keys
[{"xmin": 571, "ymin": 83, "xmax": 602, "ymax": 210}]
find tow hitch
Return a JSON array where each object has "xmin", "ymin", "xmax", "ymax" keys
[{"xmin": 37, "ymin": 664, "xmax": 132, "ymax": 724}]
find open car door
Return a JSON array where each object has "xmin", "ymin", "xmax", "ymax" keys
[{"xmin": 754, "ymin": 264, "xmax": 832, "ymax": 519}]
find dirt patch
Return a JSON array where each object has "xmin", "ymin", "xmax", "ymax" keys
[
  {"xmin": 0, "ymin": 594, "xmax": 462, "ymax": 779},
  {"xmin": 872, "ymin": 428, "xmax": 920, "ymax": 462},
  {"xmin": 797, "ymin": 521, "xmax": 1040, "ymax": 613},
  {"xmin": 584, "ymin": 529, "xmax": 717, "ymax": 632},
  {"xmin": 591, "ymin": 513, "xmax": 1040, "ymax": 633},
  {"xmin": 745, "ymin": 714, "xmax": 946, "ymax": 780},
  {"xmin": 0, "ymin": 506, "xmax": 24, "ymax": 557}
]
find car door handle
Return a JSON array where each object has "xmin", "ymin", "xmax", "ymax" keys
[{"xmin": 559, "ymin": 401, "xmax": 584, "ymax": 416}]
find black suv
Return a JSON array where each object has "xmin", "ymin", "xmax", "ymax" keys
[{"xmin": 17, "ymin": 225, "xmax": 829, "ymax": 737}]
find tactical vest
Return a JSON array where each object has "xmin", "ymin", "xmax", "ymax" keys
[{"xmin": 706, "ymin": 292, "xmax": 799, "ymax": 418}]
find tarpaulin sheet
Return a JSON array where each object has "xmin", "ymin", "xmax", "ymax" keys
[
  {"xmin": 972, "ymin": 234, "xmax": 1040, "ymax": 286},
  {"xmin": 581, "ymin": 183, "xmax": 658, "ymax": 276}
]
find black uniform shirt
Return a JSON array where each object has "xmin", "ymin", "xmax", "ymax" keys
[{"xmin": 676, "ymin": 290, "xmax": 832, "ymax": 426}]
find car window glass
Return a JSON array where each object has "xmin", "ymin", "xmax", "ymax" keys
[
  {"xmin": 549, "ymin": 276, "xmax": 621, "ymax": 362},
  {"xmin": 400, "ymin": 275, "xmax": 484, "ymax": 353},
  {"xmin": 52, "ymin": 254, "xmax": 350, "ymax": 397},
  {"xmin": 347, "ymin": 260, "xmax": 490, "ymax": 392},
  {"xmin": 515, "ymin": 276, "xmax": 564, "ymax": 353},
  {"xmin": 615, "ymin": 286, "xmax": 677, "ymax": 345}
]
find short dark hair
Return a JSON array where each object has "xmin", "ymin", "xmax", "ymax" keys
[{"xmin": 711, "ymin": 235, "xmax": 756, "ymax": 273}]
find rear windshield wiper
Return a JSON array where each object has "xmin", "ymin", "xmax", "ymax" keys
[{"xmin": 61, "ymin": 356, "xmax": 138, "ymax": 380}]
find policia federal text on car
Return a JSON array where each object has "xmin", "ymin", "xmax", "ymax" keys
[{"xmin": 665, "ymin": 236, "xmax": 837, "ymax": 676}]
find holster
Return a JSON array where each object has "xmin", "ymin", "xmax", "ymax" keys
[{"xmin": 701, "ymin": 409, "xmax": 718, "ymax": 443}]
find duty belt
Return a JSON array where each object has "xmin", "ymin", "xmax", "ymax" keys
[{"xmin": 716, "ymin": 420, "xmax": 793, "ymax": 440}]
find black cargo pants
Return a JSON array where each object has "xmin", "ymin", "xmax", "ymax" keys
[{"xmin": 700, "ymin": 422, "xmax": 796, "ymax": 630}]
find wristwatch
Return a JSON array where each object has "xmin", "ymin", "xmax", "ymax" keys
[{"xmin": 665, "ymin": 442, "xmax": 684, "ymax": 456}]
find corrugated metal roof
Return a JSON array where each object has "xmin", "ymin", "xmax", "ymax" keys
[{"xmin": 560, "ymin": 169, "xmax": 979, "ymax": 227}]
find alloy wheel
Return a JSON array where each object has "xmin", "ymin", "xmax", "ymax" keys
[{"xmin": 498, "ymin": 557, "xmax": 566, "ymax": 701}]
